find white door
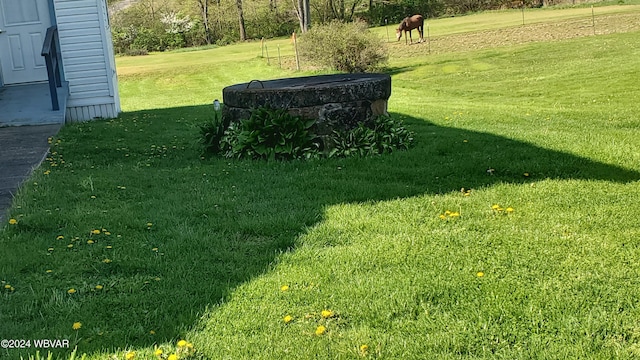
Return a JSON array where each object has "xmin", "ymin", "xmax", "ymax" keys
[{"xmin": 0, "ymin": 0, "xmax": 51, "ymax": 85}]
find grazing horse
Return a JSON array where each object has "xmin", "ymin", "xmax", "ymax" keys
[{"xmin": 396, "ymin": 15, "xmax": 424, "ymax": 44}]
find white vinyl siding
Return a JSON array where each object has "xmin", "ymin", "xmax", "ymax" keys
[{"xmin": 53, "ymin": 0, "xmax": 119, "ymax": 121}]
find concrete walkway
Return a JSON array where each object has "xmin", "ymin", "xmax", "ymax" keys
[{"xmin": 0, "ymin": 124, "xmax": 61, "ymax": 223}]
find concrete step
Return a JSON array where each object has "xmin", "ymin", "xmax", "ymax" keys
[{"xmin": 0, "ymin": 82, "xmax": 69, "ymax": 127}]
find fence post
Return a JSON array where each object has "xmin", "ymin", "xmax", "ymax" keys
[{"xmin": 293, "ymin": 32, "xmax": 300, "ymax": 71}]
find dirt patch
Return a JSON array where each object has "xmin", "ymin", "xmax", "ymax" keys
[{"xmin": 389, "ymin": 12, "xmax": 640, "ymax": 57}]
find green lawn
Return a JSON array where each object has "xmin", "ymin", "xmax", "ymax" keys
[{"xmin": 2, "ymin": 5, "xmax": 640, "ymax": 360}]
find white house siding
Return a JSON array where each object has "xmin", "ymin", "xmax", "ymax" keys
[{"xmin": 54, "ymin": 0, "xmax": 120, "ymax": 121}]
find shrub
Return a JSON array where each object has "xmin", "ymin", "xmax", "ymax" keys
[
  {"xmin": 327, "ymin": 115, "xmax": 415, "ymax": 157},
  {"xmin": 202, "ymin": 106, "xmax": 415, "ymax": 160},
  {"xmin": 298, "ymin": 20, "xmax": 388, "ymax": 73},
  {"xmin": 220, "ymin": 106, "xmax": 321, "ymax": 160}
]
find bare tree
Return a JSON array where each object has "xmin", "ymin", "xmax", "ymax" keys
[
  {"xmin": 236, "ymin": 0, "xmax": 247, "ymax": 40},
  {"xmin": 195, "ymin": 0, "xmax": 211, "ymax": 44},
  {"xmin": 293, "ymin": 0, "xmax": 310, "ymax": 32}
]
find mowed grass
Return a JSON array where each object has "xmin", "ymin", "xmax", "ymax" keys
[{"xmin": 2, "ymin": 5, "xmax": 640, "ymax": 360}]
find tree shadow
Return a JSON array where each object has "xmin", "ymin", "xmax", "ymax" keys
[{"xmin": 3, "ymin": 105, "xmax": 638, "ymax": 358}]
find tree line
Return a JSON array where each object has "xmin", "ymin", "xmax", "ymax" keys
[{"xmin": 108, "ymin": 0, "xmax": 602, "ymax": 54}]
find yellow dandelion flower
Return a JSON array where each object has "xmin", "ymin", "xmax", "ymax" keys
[
  {"xmin": 44, "ymin": 170, "xmax": 51, "ymax": 175},
  {"xmin": 48, "ymin": 247, "xmax": 54, "ymax": 252},
  {"xmin": 67, "ymin": 244, "xmax": 74, "ymax": 248},
  {"xmin": 506, "ymin": 207, "xmax": 514, "ymax": 213},
  {"xmin": 9, "ymin": 287, "xmax": 15, "ymax": 291},
  {"xmin": 67, "ymin": 288, "xmax": 77, "ymax": 294},
  {"xmin": 444, "ymin": 210, "xmax": 451, "ymax": 216},
  {"xmin": 8, "ymin": 218, "xmax": 18, "ymax": 225},
  {"xmin": 177, "ymin": 340, "xmax": 187, "ymax": 347},
  {"xmin": 152, "ymin": 247, "xmax": 159, "ymax": 252},
  {"xmin": 167, "ymin": 355, "xmax": 178, "ymax": 360},
  {"xmin": 4, "ymin": 284, "xmax": 11, "ymax": 289},
  {"xmin": 280, "ymin": 285, "xmax": 289, "ymax": 291},
  {"xmin": 102, "ymin": 258, "xmax": 112, "ymax": 264},
  {"xmin": 105, "ymin": 231, "xmax": 111, "ymax": 236},
  {"xmin": 477, "ymin": 272, "xmax": 485, "ymax": 278},
  {"xmin": 46, "ymin": 269, "xmax": 53, "ymax": 273},
  {"xmin": 154, "ymin": 349, "xmax": 163, "ymax": 356},
  {"xmin": 360, "ymin": 344, "xmax": 369, "ymax": 353},
  {"xmin": 146, "ymin": 222, "xmax": 153, "ymax": 227},
  {"xmin": 72, "ymin": 322, "xmax": 82, "ymax": 330},
  {"xmin": 87, "ymin": 240, "xmax": 95, "ymax": 244},
  {"xmin": 449, "ymin": 212, "xmax": 460, "ymax": 218},
  {"xmin": 125, "ymin": 351, "xmax": 135, "ymax": 360},
  {"xmin": 106, "ymin": 245, "xmax": 113, "ymax": 249},
  {"xmin": 92, "ymin": 229, "xmax": 101, "ymax": 235},
  {"xmin": 284, "ymin": 315, "xmax": 293, "ymax": 324},
  {"xmin": 438, "ymin": 214, "xmax": 446, "ymax": 220},
  {"xmin": 95, "ymin": 285, "xmax": 103, "ymax": 290},
  {"xmin": 150, "ymin": 330, "xmax": 156, "ymax": 335},
  {"xmin": 523, "ymin": 172, "xmax": 530, "ymax": 177},
  {"xmin": 315, "ymin": 325, "xmax": 326, "ymax": 336},
  {"xmin": 56, "ymin": 235, "xmax": 64, "ymax": 240},
  {"xmin": 321, "ymin": 310, "xmax": 333, "ymax": 318},
  {"xmin": 90, "ymin": 195, "xmax": 96, "ymax": 199},
  {"xmin": 491, "ymin": 204, "xmax": 500, "ymax": 210}
]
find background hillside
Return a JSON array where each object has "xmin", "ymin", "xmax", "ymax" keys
[{"xmin": 106, "ymin": 0, "xmax": 635, "ymax": 53}]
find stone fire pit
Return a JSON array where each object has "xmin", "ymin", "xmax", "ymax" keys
[{"xmin": 222, "ymin": 73, "xmax": 391, "ymax": 135}]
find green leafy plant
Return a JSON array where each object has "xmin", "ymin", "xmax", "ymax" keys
[
  {"xmin": 199, "ymin": 100, "xmax": 227, "ymax": 155},
  {"xmin": 220, "ymin": 106, "xmax": 321, "ymax": 160},
  {"xmin": 327, "ymin": 115, "xmax": 415, "ymax": 157}
]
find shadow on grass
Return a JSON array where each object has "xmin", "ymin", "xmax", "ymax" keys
[{"xmin": 2, "ymin": 104, "xmax": 638, "ymax": 358}]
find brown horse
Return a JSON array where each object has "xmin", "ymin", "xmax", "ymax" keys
[{"xmin": 396, "ymin": 15, "xmax": 424, "ymax": 44}]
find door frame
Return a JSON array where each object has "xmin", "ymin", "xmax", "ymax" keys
[{"xmin": 0, "ymin": 0, "xmax": 58, "ymax": 87}]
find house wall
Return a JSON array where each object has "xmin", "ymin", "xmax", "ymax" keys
[{"xmin": 53, "ymin": 0, "xmax": 120, "ymax": 121}]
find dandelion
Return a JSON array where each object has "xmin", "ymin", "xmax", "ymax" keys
[
  {"xmin": 438, "ymin": 214, "xmax": 446, "ymax": 220},
  {"xmin": 154, "ymin": 349, "xmax": 163, "ymax": 356},
  {"xmin": 67, "ymin": 244, "xmax": 74, "ymax": 248},
  {"xmin": 321, "ymin": 310, "xmax": 333, "ymax": 319},
  {"xmin": 449, "ymin": 212, "xmax": 460, "ymax": 218},
  {"xmin": 524, "ymin": 172, "xmax": 530, "ymax": 177},
  {"xmin": 491, "ymin": 204, "xmax": 500, "ymax": 210},
  {"xmin": 8, "ymin": 218, "xmax": 18, "ymax": 225},
  {"xmin": 67, "ymin": 288, "xmax": 77, "ymax": 294},
  {"xmin": 56, "ymin": 235, "xmax": 64, "ymax": 240},
  {"xmin": 280, "ymin": 285, "xmax": 289, "ymax": 292},
  {"xmin": 150, "ymin": 330, "xmax": 156, "ymax": 335},
  {"xmin": 477, "ymin": 272, "xmax": 485, "ymax": 278},
  {"xmin": 90, "ymin": 195, "xmax": 96, "ymax": 199},
  {"xmin": 284, "ymin": 315, "xmax": 293, "ymax": 324},
  {"xmin": 103, "ymin": 259, "xmax": 112, "ymax": 264},
  {"xmin": 152, "ymin": 247, "xmax": 159, "ymax": 252},
  {"xmin": 48, "ymin": 247, "xmax": 54, "ymax": 252},
  {"xmin": 105, "ymin": 232, "xmax": 111, "ymax": 236},
  {"xmin": 95, "ymin": 285, "xmax": 103, "ymax": 290},
  {"xmin": 125, "ymin": 351, "xmax": 135, "ymax": 360},
  {"xmin": 315, "ymin": 325, "xmax": 326, "ymax": 336},
  {"xmin": 360, "ymin": 344, "xmax": 369, "ymax": 354},
  {"xmin": 4, "ymin": 284, "xmax": 11, "ymax": 289},
  {"xmin": 72, "ymin": 322, "xmax": 82, "ymax": 330},
  {"xmin": 92, "ymin": 229, "xmax": 101, "ymax": 235},
  {"xmin": 146, "ymin": 222, "xmax": 153, "ymax": 227},
  {"xmin": 46, "ymin": 270, "xmax": 53, "ymax": 273},
  {"xmin": 506, "ymin": 207, "xmax": 514, "ymax": 213},
  {"xmin": 44, "ymin": 170, "xmax": 51, "ymax": 175},
  {"xmin": 105, "ymin": 245, "xmax": 112, "ymax": 249},
  {"xmin": 177, "ymin": 340, "xmax": 187, "ymax": 347},
  {"xmin": 167, "ymin": 355, "xmax": 178, "ymax": 360},
  {"xmin": 87, "ymin": 240, "xmax": 95, "ymax": 244}
]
